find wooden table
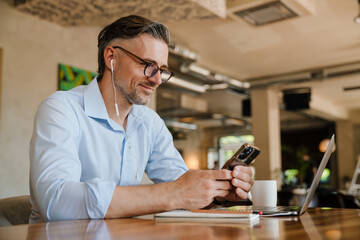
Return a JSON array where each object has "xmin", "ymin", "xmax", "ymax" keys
[{"xmin": 0, "ymin": 208, "xmax": 360, "ymax": 239}]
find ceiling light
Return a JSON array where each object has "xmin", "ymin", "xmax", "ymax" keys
[
  {"xmin": 243, "ymin": 82, "xmax": 251, "ymax": 88},
  {"xmin": 214, "ymin": 73, "xmax": 228, "ymax": 81},
  {"xmin": 168, "ymin": 76, "xmax": 208, "ymax": 93},
  {"xmin": 188, "ymin": 64, "xmax": 211, "ymax": 76},
  {"xmin": 169, "ymin": 43, "xmax": 200, "ymax": 61},
  {"xmin": 226, "ymin": 78, "xmax": 244, "ymax": 88}
]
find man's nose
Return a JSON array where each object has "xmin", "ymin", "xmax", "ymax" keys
[{"xmin": 147, "ymin": 71, "xmax": 162, "ymax": 86}]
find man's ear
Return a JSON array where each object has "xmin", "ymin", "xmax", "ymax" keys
[{"xmin": 104, "ymin": 46, "xmax": 115, "ymax": 71}]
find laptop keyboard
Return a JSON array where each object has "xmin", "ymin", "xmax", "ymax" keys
[{"xmin": 228, "ymin": 206, "xmax": 300, "ymax": 212}]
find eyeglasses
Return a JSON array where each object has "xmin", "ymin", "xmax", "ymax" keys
[{"xmin": 112, "ymin": 46, "xmax": 174, "ymax": 83}]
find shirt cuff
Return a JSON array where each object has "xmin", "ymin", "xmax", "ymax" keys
[{"xmin": 85, "ymin": 178, "xmax": 116, "ymax": 219}]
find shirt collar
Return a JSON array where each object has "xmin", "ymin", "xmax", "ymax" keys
[
  {"xmin": 83, "ymin": 77, "xmax": 147, "ymax": 125},
  {"xmin": 84, "ymin": 77, "xmax": 109, "ymax": 120}
]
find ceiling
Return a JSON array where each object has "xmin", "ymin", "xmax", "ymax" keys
[{"xmin": 10, "ymin": 0, "xmax": 360, "ymax": 128}]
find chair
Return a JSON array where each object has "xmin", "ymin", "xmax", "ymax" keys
[{"xmin": 0, "ymin": 195, "xmax": 31, "ymax": 226}]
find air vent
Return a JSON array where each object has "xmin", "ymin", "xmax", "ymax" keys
[{"xmin": 234, "ymin": 1, "xmax": 298, "ymax": 26}]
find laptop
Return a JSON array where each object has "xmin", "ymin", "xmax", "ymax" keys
[{"xmin": 225, "ymin": 134, "xmax": 335, "ymax": 216}]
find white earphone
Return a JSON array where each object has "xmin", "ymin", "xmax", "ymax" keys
[{"xmin": 110, "ymin": 58, "xmax": 120, "ymax": 118}]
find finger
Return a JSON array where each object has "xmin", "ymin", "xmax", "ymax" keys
[
  {"xmin": 231, "ymin": 178, "xmax": 252, "ymax": 192},
  {"xmin": 232, "ymin": 166, "xmax": 253, "ymax": 184},
  {"xmin": 232, "ymin": 174, "xmax": 253, "ymax": 188},
  {"xmin": 215, "ymin": 189, "xmax": 230, "ymax": 198},
  {"xmin": 211, "ymin": 169, "xmax": 233, "ymax": 180},
  {"xmin": 233, "ymin": 165, "xmax": 253, "ymax": 177},
  {"xmin": 235, "ymin": 187, "xmax": 250, "ymax": 200},
  {"xmin": 214, "ymin": 179, "xmax": 232, "ymax": 190}
]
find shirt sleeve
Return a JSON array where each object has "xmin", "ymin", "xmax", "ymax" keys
[
  {"xmin": 145, "ymin": 114, "xmax": 189, "ymax": 183},
  {"xmin": 29, "ymin": 97, "xmax": 115, "ymax": 221}
]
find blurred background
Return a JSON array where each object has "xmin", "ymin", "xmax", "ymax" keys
[{"xmin": 1, "ymin": 0, "xmax": 360, "ymax": 204}]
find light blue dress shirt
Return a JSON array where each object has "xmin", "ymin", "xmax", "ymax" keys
[{"xmin": 29, "ymin": 78, "xmax": 188, "ymax": 222}]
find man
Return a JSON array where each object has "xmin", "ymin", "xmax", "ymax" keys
[{"xmin": 29, "ymin": 15, "xmax": 253, "ymax": 222}]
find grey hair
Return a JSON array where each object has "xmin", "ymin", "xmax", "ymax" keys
[{"xmin": 97, "ymin": 15, "xmax": 170, "ymax": 80}]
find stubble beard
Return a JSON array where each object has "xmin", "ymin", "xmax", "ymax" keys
[{"xmin": 118, "ymin": 82, "xmax": 153, "ymax": 106}]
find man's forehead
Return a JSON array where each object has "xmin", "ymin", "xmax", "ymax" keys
[{"xmin": 125, "ymin": 35, "xmax": 169, "ymax": 65}]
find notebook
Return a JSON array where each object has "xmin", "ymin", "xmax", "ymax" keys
[
  {"xmin": 155, "ymin": 208, "xmax": 259, "ymax": 223},
  {"xmin": 222, "ymin": 134, "xmax": 336, "ymax": 216}
]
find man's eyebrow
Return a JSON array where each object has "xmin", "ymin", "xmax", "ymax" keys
[{"xmin": 144, "ymin": 58, "xmax": 169, "ymax": 68}]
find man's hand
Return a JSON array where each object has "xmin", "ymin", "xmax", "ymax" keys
[
  {"xmin": 218, "ymin": 165, "xmax": 254, "ymax": 202},
  {"xmin": 105, "ymin": 166, "xmax": 253, "ymax": 218},
  {"xmin": 171, "ymin": 169, "xmax": 233, "ymax": 210}
]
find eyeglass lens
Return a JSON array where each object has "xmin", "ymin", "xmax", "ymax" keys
[{"xmin": 145, "ymin": 64, "xmax": 172, "ymax": 82}]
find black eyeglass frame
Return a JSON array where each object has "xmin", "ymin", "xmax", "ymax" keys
[{"xmin": 112, "ymin": 46, "xmax": 174, "ymax": 83}]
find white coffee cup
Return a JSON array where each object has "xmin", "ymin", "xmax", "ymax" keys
[{"xmin": 250, "ymin": 180, "xmax": 277, "ymax": 207}]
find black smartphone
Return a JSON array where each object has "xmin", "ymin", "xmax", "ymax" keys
[{"xmin": 221, "ymin": 143, "xmax": 260, "ymax": 170}]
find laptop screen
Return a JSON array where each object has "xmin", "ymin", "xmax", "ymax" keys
[{"xmin": 299, "ymin": 134, "xmax": 335, "ymax": 215}]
